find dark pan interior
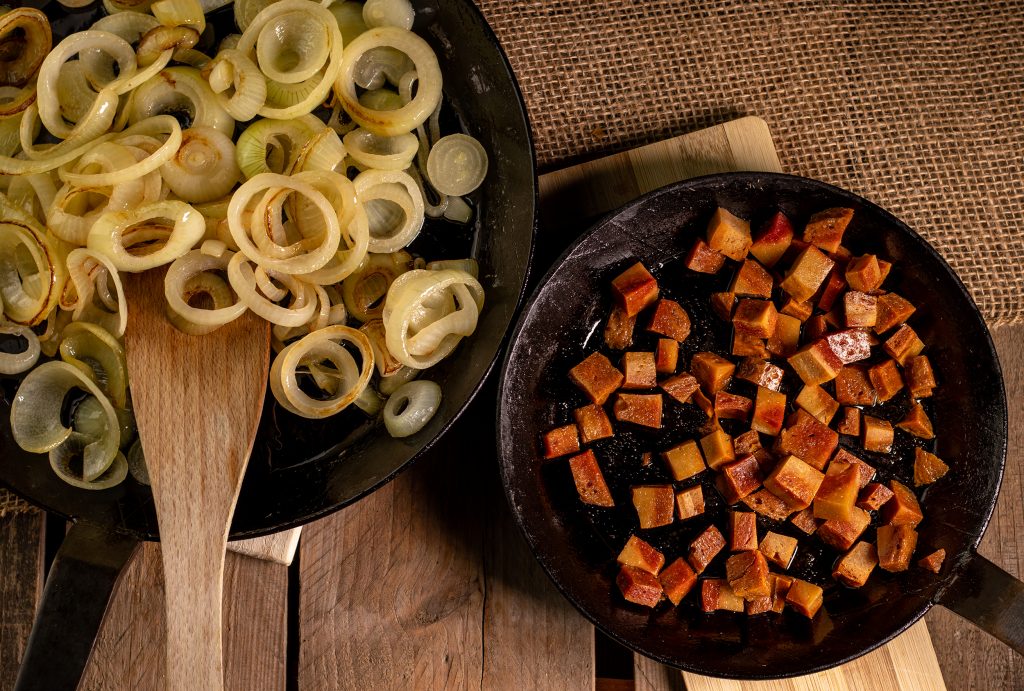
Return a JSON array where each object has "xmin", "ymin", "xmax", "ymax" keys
[
  {"xmin": 498, "ymin": 173, "xmax": 1006, "ymax": 678},
  {"xmin": 0, "ymin": 0, "xmax": 536, "ymax": 540}
]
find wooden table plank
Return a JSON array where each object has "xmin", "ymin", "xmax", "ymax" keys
[{"xmin": 0, "ymin": 512, "xmax": 44, "ymax": 690}]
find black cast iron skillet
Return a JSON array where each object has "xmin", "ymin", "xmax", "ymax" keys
[
  {"xmin": 498, "ymin": 172, "xmax": 1024, "ymax": 678},
  {"xmin": 3, "ymin": 1, "xmax": 536, "ymax": 689}
]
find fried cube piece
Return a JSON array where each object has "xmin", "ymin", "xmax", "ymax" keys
[
  {"xmin": 661, "ymin": 440, "xmax": 706, "ymax": 481},
  {"xmin": 568, "ymin": 450, "xmax": 614, "ymax": 507},
  {"xmin": 825, "ymin": 329, "xmax": 872, "ymax": 365},
  {"xmin": 780, "ymin": 246, "xmax": 835, "ymax": 303},
  {"xmin": 759, "ymin": 531, "xmax": 799, "ymax": 570},
  {"xmin": 632, "ymin": 485, "xmax": 675, "ymax": 529},
  {"xmin": 604, "ymin": 305, "xmax": 636, "ymax": 350},
  {"xmin": 706, "ymin": 207, "xmax": 752, "ymax": 261},
  {"xmin": 617, "ymin": 564, "xmax": 663, "ymax": 607},
  {"xmin": 844, "ymin": 291, "xmax": 877, "ymax": 328},
  {"xmin": 646, "ymin": 299, "xmax": 691, "ymax": 342},
  {"xmin": 655, "ymin": 338, "xmax": 678, "ymax": 375},
  {"xmin": 701, "ymin": 578, "xmax": 745, "ymax": 613},
  {"xmin": 795, "ymin": 385, "xmax": 839, "ymax": 425},
  {"xmin": 790, "ymin": 507, "xmax": 822, "ymax": 535},
  {"xmin": 752, "ymin": 386, "xmax": 787, "ymax": 436},
  {"xmin": 777, "ymin": 409, "xmax": 839, "ymax": 470},
  {"xmin": 914, "ymin": 448, "xmax": 949, "ymax": 486},
  {"xmin": 788, "ymin": 339, "xmax": 843, "ymax": 385},
  {"xmin": 868, "ymin": 360, "xmax": 903, "ymax": 403},
  {"xmin": 613, "ymin": 393, "xmax": 662, "ymax": 428},
  {"xmin": 621, "ymin": 352, "xmax": 657, "ymax": 389},
  {"xmin": 732, "ymin": 333, "xmax": 769, "ymax": 358},
  {"xmin": 542, "ymin": 425, "xmax": 580, "ymax": 459},
  {"xmin": 743, "ymin": 488, "xmax": 796, "ymax": 520},
  {"xmin": 710, "ymin": 291, "xmax": 736, "ymax": 321},
  {"xmin": 734, "ymin": 430, "xmax": 774, "ymax": 474},
  {"xmin": 691, "ymin": 389, "xmax": 714, "ymax": 418},
  {"xmin": 813, "ymin": 463, "xmax": 860, "ymax": 521},
  {"xmin": 828, "ymin": 448, "xmax": 875, "ymax": 488},
  {"xmin": 817, "ymin": 270, "xmax": 847, "ymax": 312},
  {"xmin": 726, "ymin": 550, "xmax": 772, "ymax": 599},
  {"xmin": 691, "ymin": 351, "xmax": 736, "ymax": 394},
  {"xmin": 845, "ymin": 254, "xmax": 884, "ymax": 293},
  {"xmin": 688, "ymin": 524, "xmax": 727, "ymax": 574},
  {"xmin": 767, "ymin": 313, "xmax": 802, "ymax": 357},
  {"xmin": 574, "ymin": 404, "xmax": 614, "ymax": 444},
  {"xmin": 833, "ymin": 541, "xmax": 878, "ymax": 587},
  {"xmin": 736, "ymin": 357, "xmax": 785, "ymax": 391},
  {"xmin": 611, "ymin": 262, "xmax": 659, "ymax": 317},
  {"xmin": 817, "ymin": 507, "xmax": 871, "ymax": 551},
  {"xmin": 835, "ymin": 365, "xmax": 876, "ymax": 405},
  {"xmin": 861, "ymin": 415, "xmax": 894, "ymax": 453},
  {"xmin": 837, "ymin": 407, "xmax": 861, "ymax": 436},
  {"xmin": 884, "ymin": 324, "xmax": 925, "ymax": 366},
  {"xmin": 768, "ymin": 574, "xmax": 795, "ymax": 613},
  {"xmin": 715, "ymin": 392, "xmax": 752, "ymax": 421},
  {"xmin": 733, "ymin": 299, "xmax": 778, "ymax": 338},
  {"xmin": 661, "ymin": 372, "xmax": 700, "ymax": 404},
  {"xmin": 881, "ymin": 480, "xmax": 924, "ymax": 526},
  {"xmin": 875, "ymin": 293, "xmax": 916, "ymax": 334},
  {"xmin": 659, "ymin": 558, "xmax": 698, "ymax": 605},
  {"xmin": 898, "ymin": 402, "xmax": 934, "ymax": 439},
  {"xmin": 730, "ymin": 511, "xmax": 758, "ymax": 551},
  {"xmin": 617, "ymin": 534, "xmax": 665, "ymax": 575},
  {"xmin": 918, "ymin": 549, "xmax": 946, "ymax": 574},
  {"xmin": 765, "ymin": 454, "xmax": 825, "ymax": 509},
  {"xmin": 804, "ymin": 314, "xmax": 829, "ymax": 343},
  {"xmin": 730, "ymin": 259, "xmax": 774, "ymax": 298},
  {"xmin": 907, "ymin": 355, "xmax": 936, "ymax": 398},
  {"xmin": 750, "ymin": 211, "xmax": 794, "ymax": 268},
  {"xmin": 857, "ymin": 482, "xmax": 895, "ymax": 511},
  {"xmin": 785, "ymin": 579, "xmax": 824, "ymax": 618},
  {"xmin": 685, "ymin": 238, "xmax": 727, "ymax": 274},
  {"xmin": 718, "ymin": 455, "xmax": 762, "ymax": 503},
  {"xmin": 780, "ymin": 297, "xmax": 814, "ymax": 321},
  {"xmin": 676, "ymin": 485, "xmax": 705, "ymax": 520},
  {"xmin": 700, "ymin": 428, "xmax": 735, "ymax": 469},
  {"xmin": 877, "ymin": 524, "xmax": 918, "ymax": 572},
  {"xmin": 569, "ymin": 352, "xmax": 624, "ymax": 405},
  {"xmin": 804, "ymin": 207, "xmax": 853, "ymax": 253}
]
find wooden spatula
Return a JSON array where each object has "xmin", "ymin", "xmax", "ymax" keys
[{"xmin": 123, "ymin": 268, "xmax": 270, "ymax": 691}]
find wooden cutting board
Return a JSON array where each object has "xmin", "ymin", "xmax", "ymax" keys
[{"xmin": 538, "ymin": 116, "xmax": 947, "ymax": 691}]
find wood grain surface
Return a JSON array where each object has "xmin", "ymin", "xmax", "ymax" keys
[{"xmin": 0, "ymin": 513, "xmax": 43, "ymax": 687}]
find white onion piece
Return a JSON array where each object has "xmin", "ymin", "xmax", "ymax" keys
[
  {"xmin": 136, "ymin": 25, "xmax": 199, "ymax": 67},
  {"xmin": 383, "ymin": 380, "xmax": 441, "ymax": 438},
  {"xmin": 354, "ymin": 168, "xmax": 424, "ymax": 253},
  {"xmin": 204, "ymin": 49, "xmax": 267, "ymax": 122},
  {"xmin": 443, "ymin": 196, "xmax": 473, "ymax": 224},
  {"xmin": 378, "ymin": 364, "xmax": 419, "ymax": 395},
  {"xmin": 343, "ymin": 128, "xmax": 418, "ymax": 171},
  {"xmin": 426, "ymin": 134, "xmax": 488, "ymax": 197},
  {"xmin": 363, "ymin": 0, "xmax": 415, "ymax": 31},
  {"xmin": 165, "ymin": 249, "xmax": 247, "ymax": 335},
  {"xmin": 50, "ymin": 434, "xmax": 128, "ymax": 490},
  {"xmin": 234, "ymin": 0, "xmax": 278, "ymax": 32},
  {"xmin": 55, "ymin": 62, "xmax": 99, "ymax": 125},
  {"xmin": 0, "ymin": 220, "xmax": 65, "ymax": 326},
  {"xmin": 58, "ymin": 321, "xmax": 128, "ymax": 408},
  {"xmin": 353, "ymin": 47, "xmax": 414, "ymax": 90},
  {"xmin": 255, "ymin": 10, "xmax": 330, "ymax": 85},
  {"xmin": 59, "ymin": 115, "xmax": 183, "ymax": 188},
  {"xmin": 359, "ymin": 88, "xmax": 405, "ymax": 112},
  {"xmin": 130, "ymin": 67, "xmax": 235, "ymax": 137},
  {"xmin": 303, "ymin": 204, "xmax": 369, "ymax": 285},
  {"xmin": 151, "ymin": 0, "xmax": 207, "ymax": 34},
  {"xmin": 290, "ymin": 127, "xmax": 347, "ymax": 174},
  {"xmin": 234, "ymin": 117, "xmax": 318, "ymax": 179},
  {"xmin": 226, "ymin": 251, "xmax": 316, "ymax": 327},
  {"xmin": 87, "ymin": 200, "xmax": 205, "ymax": 272},
  {"xmin": 0, "ymin": 325, "xmax": 41, "ymax": 375},
  {"xmin": 63, "ymin": 249, "xmax": 127, "ymax": 337},
  {"xmin": 427, "ymin": 258, "xmax": 479, "ymax": 278},
  {"xmin": 161, "ymin": 126, "xmax": 241, "ymax": 203},
  {"xmin": 340, "ymin": 250, "xmax": 412, "ymax": 321},
  {"xmin": 329, "ymin": 1, "xmax": 369, "ymax": 45}
]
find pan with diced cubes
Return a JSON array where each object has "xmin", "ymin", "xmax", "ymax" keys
[{"xmin": 497, "ymin": 173, "xmax": 1022, "ymax": 679}]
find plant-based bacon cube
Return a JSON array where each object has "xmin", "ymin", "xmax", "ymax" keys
[
  {"xmin": 884, "ymin": 324, "xmax": 925, "ymax": 366},
  {"xmin": 877, "ymin": 524, "xmax": 918, "ymax": 572},
  {"xmin": 898, "ymin": 402, "xmax": 934, "ymax": 439},
  {"xmin": 614, "ymin": 393, "xmax": 663, "ymax": 428},
  {"xmin": 661, "ymin": 440, "xmax": 706, "ymax": 481},
  {"xmin": 676, "ymin": 485, "xmax": 705, "ymax": 520},
  {"xmin": 767, "ymin": 313, "xmax": 802, "ymax": 357},
  {"xmin": 647, "ymin": 299, "xmax": 692, "ymax": 342},
  {"xmin": 861, "ymin": 414, "xmax": 894, "ymax": 453},
  {"xmin": 813, "ymin": 463, "xmax": 860, "ymax": 521},
  {"xmin": 835, "ymin": 365, "xmax": 876, "ymax": 405},
  {"xmin": 568, "ymin": 450, "xmax": 615, "ymax": 507},
  {"xmin": 752, "ymin": 386, "xmax": 787, "ymax": 435},
  {"xmin": 868, "ymin": 359, "xmax": 903, "ymax": 402},
  {"xmin": 780, "ymin": 246, "xmax": 835, "ymax": 303},
  {"xmin": 732, "ymin": 333, "xmax": 769, "ymax": 358},
  {"xmin": 804, "ymin": 207, "xmax": 853, "ymax": 253},
  {"xmin": 785, "ymin": 579, "xmax": 824, "ymax": 618},
  {"xmin": 795, "ymin": 385, "xmax": 839, "ymax": 424},
  {"xmin": 727, "ymin": 550, "xmax": 772, "ymax": 599},
  {"xmin": 710, "ymin": 291, "xmax": 736, "ymax": 321},
  {"xmin": 918, "ymin": 549, "xmax": 946, "ymax": 574},
  {"xmin": 750, "ymin": 211, "xmax": 794, "ymax": 268},
  {"xmin": 881, "ymin": 480, "xmax": 924, "ymax": 527},
  {"xmin": 707, "ymin": 207, "xmax": 752, "ymax": 261},
  {"xmin": 804, "ymin": 315, "xmax": 829, "ymax": 342},
  {"xmin": 661, "ymin": 372, "xmax": 700, "ymax": 404},
  {"xmin": 617, "ymin": 564, "xmax": 663, "ymax": 607},
  {"xmin": 845, "ymin": 254, "xmax": 884, "ymax": 293},
  {"xmin": 790, "ymin": 507, "xmax": 822, "ymax": 535},
  {"xmin": 764, "ymin": 455, "xmax": 825, "ymax": 509},
  {"xmin": 730, "ymin": 259, "xmax": 774, "ymax": 298},
  {"xmin": 788, "ymin": 339, "xmax": 843, "ymax": 385},
  {"xmin": 632, "ymin": 485, "xmax": 675, "ymax": 529},
  {"xmin": 715, "ymin": 392, "xmax": 753, "ymax": 421},
  {"xmin": 825, "ymin": 329, "xmax": 872, "ymax": 365},
  {"xmin": 907, "ymin": 355, "xmax": 936, "ymax": 398},
  {"xmin": 733, "ymin": 299, "xmax": 778, "ymax": 338},
  {"xmin": 833, "ymin": 541, "xmax": 878, "ymax": 587},
  {"xmin": 736, "ymin": 357, "xmax": 785, "ymax": 391},
  {"xmin": 542, "ymin": 425, "xmax": 580, "ymax": 459},
  {"xmin": 844, "ymin": 291, "xmax": 877, "ymax": 328},
  {"xmin": 688, "ymin": 524, "xmax": 727, "ymax": 573},
  {"xmin": 759, "ymin": 531, "xmax": 799, "ymax": 569},
  {"xmin": 659, "ymin": 558, "xmax": 698, "ymax": 605},
  {"xmin": 743, "ymin": 488, "xmax": 796, "ymax": 520},
  {"xmin": 817, "ymin": 270, "xmax": 847, "ymax": 312},
  {"xmin": 617, "ymin": 535, "xmax": 665, "ymax": 574},
  {"xmin": 780, "ymin": 297, "xmax": 814, "ymax": 322},
  {"xmin": 604, "ymin": 305, "xmax": 636, "ymax": 350},
  {"xmin": 776, "ymin": 409, "xmax": 839, "ymax": 470},
  {"xmin": 817, "ymin": 506, "xmax": 871, "ymax": 551},
  {"xmin": 655, "ymin": 339, "xmax": 679, "ymax": 375},
  {"xmin": 574, "ymin": 404, "xmax": 614, "ymax": 444},
  {"xmin": 914, "ymin": 448, "xmax": 949, "ymax": 486},
  {"xmin": 857, "ymin": 482, "xmax": 895, "ymax": 511},
  {"xmin": 685, "ymin": 238, "xmax": 727, "ymax": 274},
  {"xmin": 700, "ymin": 428, "xmax": 735, "ymax": 469},
  {"xmin": 874, "ymin": 293, "xmax": 916, "ymax": 333},
  {"xmin": 621, "ymin": 352, "xmax": 657, "ymax": 389},
  {"xmin": 837, "ymin": 407, "xmax": 862, "ymax": 436},
  {"xmin": 828, "ymin": 448, "xmax": 876, "ymax": 488},
  {"xmin": 701, "ymin": 578, "xmax": 745, "ymax": 612},
  {"xmin": 569, "ymin": 352, "xmax": 624, "ymax": 404},
  {"xmin": 691, "ymin": 352, "xmax": 736, "ymax": 394},
  {"xmin": 691, "ymin": 389, "xmax": 715, "ymax": 418},
  {"xmin": 611, "ymin": 262, "xmax": 659, "ymax": 317},
  {"xmin": 730, "ymin": 510, "xmax": 758, "ymax": 551},
  {"xmin": 718, "ymin": 455, "xmax": 763, "ymax": 503}
]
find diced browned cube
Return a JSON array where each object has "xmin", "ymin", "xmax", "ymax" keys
[
  {"xmin": 661, "ymin": 440, "xmax": 706, "ymax": 481},
  {"xmin": 632, "ymin": 485, "xmax": 675, "ymax": 529},
  {"xmin": 861, "ymin": 414, "xmax": 894, "ymax": 453},
  {"xmin": 877, "ymin": 524, "xmax": 918, "ymax": 572},
  {"xmin": 817, "ymin": 270, "xmax": 847, "ymax": 312},
  {"xmin": 817, "ymin": 507, "xmax": 870, "ymax": 551},
  {"xmin": 542, "ymin": 425, "xmax": 580, "ymax": 459},
  {"xmin": 907, "ymin": 355, "xmax": 936, "ymax": 398},
  {"xmin": 726, "ymin": 550, "xmax": 771, "ymax": 599},
  {"xmin": 830, "ymin": 245, "xmax": 854, "ymax": 263},
  {"xmin": 604, "ymin": 305, "xmax": 635, "ymax": 350},
  {"xmin": 833, "ymin": 541, "xmax": 878, "ymax": 587},
  {"xmin": 685, "ymin": 238, "xmax": 727, "ymax": 274},
  {"xmin": 715, "ymin": 392, "xmax": 752, "ymax": 421},
  {"xmin": 765, "ymin": 454, "xmax": 825, "ymax": 509},
  {"xmin": 676, "ymin": 485, "xmax": 705, "ymax": 520},
  {"xmin": 691, "ymin": 352, "xmax": 736, "ymax": 394},
  {"xmin": 788, "ymin": 339, "xmax": 843, "ymax": 385},
  {"xmin": 568, "ymin": 450, "xmax": 614, "ymax": 507},
  {"xmin": 688, "ymin": 524, "xmax": 727, "ymax": 574},
  {"xmin": 718, "ymin": 455, "xmax": 763, "ymax": 503},
  {"xmin": 733, "ymin": 299, "xmax": 778, "ymax": 338},
  {"xmin": 844, "ymin": 291, "xmax": 877, "ymax": 328},
  {"xmin": 813, "ymin": 464, "xmax": 860, "ymax": 521},
  {"xmin": 881, "ymin": 480, "xmax": 923, "ymax": 526},
  {"xmin": 613, "ymin": 393, "xmax": 663, "ymax": 428},
  {"xmin": 780, "ymin": 297, "xmax": 814, "ymax": 322},
  {"xmin": 804, "ymin": 315, "xmax": 829, "ymax": 343},
  {"xmin": 781, "ymin": 246, "xmax": 835, "ymax": 303},
  {"xmin": 898, "ymin": 402, "xmax": 934, "ymax": 439},
  {"xmin": 730, "ymin": 259, "xmax": 774, "ymax": 298},
  {"xmin": 835, "ymin": 365, "xmax": 876, "ymax": 405},
  {"xmin": 767, "ymin": 312, "xmax": 802, "ymax": 357},
  {"xmin": 621, "ymin": 352, "xmax": 657, "ymax": 389},
  {"xmin": 611, "ymin": 262, "xmax": 659, "ymax": 317},
  {"xmin": 617, "ymin": 564, "xmax": 663, "ymax": 607},
  {"xmin": 869, "ymin": 359, "xmax": 904, "ymax": 402},
  {"xmin": 790, "ymin": 507, "xmax": 821, "ymax": 534},
  {"xmin": 659, "ymin": 558, "xmax": 697, "ymax": 605},
  {"xmin": 617, "ymin": 534, "xmax": 665, "ymax": 574},
  {"xmin": 768, "ymin": 573, "xmax": 795, "ymax": 613},
  {"xmin": 837, "ymin": 407, "xmax": 861, "ymax": 436},
  {"xmin": 743, "ymin": 488, "xmax": 796, "ymax": 520},
  {"xmin": 655, "ymin": 339, "xmax": 678, "ymax": 375},
  {"xmin": 758, "ymin": 533, "xmax": 797, "ymax": 571},
  {"xmin": 730, "ymin": 511, "xmax": 758, "ymax": 551},
  {"xmin": 701, "ymin": 578, "xmax": 745, "ymax": 613},
  {"xmin": 804, "ymin": 207, "xmax": 853, "ymax": 253},
  {"xmin": 734, "ymin": 430, "xmax": 763, "ymax": 456},
  {"xmin": 661, "ymin": 372, "xmax": 700, "ymax": 404},
  {"xmin": 845, "ymin": 254, "xmax": 883, "ymax": 293},
  {"xmin": 746, "ymin": 594, "xmax": 773, "ymax": 616},
  {"xmin": 752, "ymin": 386, "xmax": 787, "ymax": 436},
  {"xmin": 710, "ymin": 291, "xmax": 736, "ymax": 321},
  {"xmin": 700, "ymin": 428, "xmax": 735, "ymax": 469},
  {"xmin": 884, "ymin": 324, "xmax": 925, "ymax": 366},
  {"xmin": 875, "ymin": 293, "xmax": 916, "ymax": 334},
  {"xmin": 569, "ymin": 353, "xmax": 624, "ymax": 405},
  {"xmin": 574, "ymin": 404, "xmax": 614, "ymax": 444},
  {"xmin": 914, "ymin": 448, "xmax": 949, "ymax": 486},
  {"xmin": 691, "ymin": 389, "xmax": 714, "ymax": 418},
  {"xmin": 795, "ymin": 385, "xmax": 839, "ymax": 425},
  {"xmin": 646, "ymin": 299, "xmax": 691, "ymax": 342},
  {"xmin": 736, "ymin": 358, "xmax": 784, "ymax": 391},
  {"xmin": 825, "ymin": 329, "xmax": 872, "ymax": 365},
  {"xmin": 776, "ymin": 409, "xmax": 839, "ymax": 470},
  {"xmin": 918, "ymin": 549, "xmax": 946, "ymax": 574},
  {"xmin": 857, "ymin": 482, "xmax": 895, "ymax": 511},
  {"xmin": 876, "ymin": 260, "xmax": 892, "ymax": 289},
  {"xmin": 707, "ymin": 207, "xmax": 752, "ymax": 261},
  {"xmin": 750, "ymin": 211, "xmax": 794, "ymax": 268},
  {"xmin": 828, "ymin": 448, "xmax": 875, "ymax": 488},
  {"xmin": 732, "ymin": 333, "xmax": 769, "ymax": 358},
  {"xmin": 785, "ymin": 578, "xmax": 824, "ymax": 618}
]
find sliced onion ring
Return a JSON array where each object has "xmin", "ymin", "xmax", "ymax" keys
[
  {"xmin": 87, "ymin": 200, "xmax": 205, "ymax": 273},
  {"xmin": 383, "ymin": 380, "xmax": 441, "ymax": 438},
  {"xmin": 0, "ymin": 324, "xmax": 41, "ymax": 375}
]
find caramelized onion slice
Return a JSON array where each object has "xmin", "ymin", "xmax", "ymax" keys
[
  {"xmin": 0, "ymin": 324, "xmax": 41, "ymax": 375},
  {"xmin": 382, "ymin": 379, "xmax": 440, "ymax": 438}
]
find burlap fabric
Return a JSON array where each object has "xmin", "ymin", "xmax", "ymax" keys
[{"xmin": 477, "ymin": 0, "xmax": 1024, "ymax": 325}]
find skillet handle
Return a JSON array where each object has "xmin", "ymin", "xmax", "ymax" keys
[
  {"xmin": 14, "ymin": 520, "xmax": 139, "ymax": 691},
  {"xmin": 935, "ymin": 551, "xmax": 1024, "ymax": 655}
]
